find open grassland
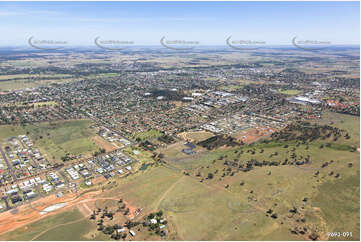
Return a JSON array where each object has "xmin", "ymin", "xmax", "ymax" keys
[
  {"xmin": 156, "ymin": 113, "xmax": 360, "ymax": 240},
  {"xmin": 178, "ymin": 130, "xmax": 214, "ymax": 142},
  {"xmin": 317, "ymin": 112, "xmax": 360, "ymax": 148},
  {"xmin": 278, "ymin": 89, "xmax": 302, "ymax": 95},
  {"xmin": 0, "ymin": 73, "xmax": 120, "ymax": 92},
  {"xmin": 25, "ymin": 120, "xmax": 99, "ymax": 161},
  {"xmin": 313, "ymin": 174, "xmax": 360, "ymax": 241},
  {"xmin": 0, "ymin": 120, "xmax": 99, "ymax": 161},
  {"xmin": 0, "ymin": 74, "xmax": 73, "ymax": 81},
  {"xmin": 133, "ymin": 129, "xmax": 163, "ymax": 142},
  {"xmin": 158, "ymin": 141, "xmax": 207, "ymax": 162},
  {"xmin": 100, "ymin": 166, "xmax": 183, "ymax": 211},
  {"xmin": 91, "ymin": 123, "xmax": 359, "ymax": 240},
  {"xmin": 0, "ymin": 125, "xmax": 25, "ymax": 142},
  {"xmin": 0, "ymin": 78, "xmax": 80, "ymax": 92},
  {"xmin": 0, "ymin": 101, "xmax": 58, "ymax": 108}
]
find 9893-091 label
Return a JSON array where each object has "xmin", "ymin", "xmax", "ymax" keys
[{"xmin": 328, "ymin": 232, "xmax": 353, "ymax": 238}]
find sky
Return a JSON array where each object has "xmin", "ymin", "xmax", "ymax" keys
[{"xmin": 0, "ymin": 1, "xmax": 359, "ymax": 47}]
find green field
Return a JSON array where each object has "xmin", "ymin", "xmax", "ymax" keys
[
  {"xmin": 25, "ymin": 120, "xmax": 99, "ymax": 161},
  {"xmin": 0, "ymin": 119, "xmax": 99, "ymax": 161},
  {"xmin": 0, "ymin": 78, "xmax": 79, "ymax": 92},
  {"xmin": 179, "ymin": 131, "xmax": 214, "ymax": 142},
  {"xmin": 133, "ymin": 129, "xmax": 163, "ymax": 141},
  {"xmin": 278, "ymin": 89, "xmax": 302, "ymax": 95},
  {"xmin": 0, "ymin": 73, "xmax": 120, "ymax": 92},
  {"xmin": 318, "ymin": 111, "xmax": 360, "ymax": 148},
  {"xmin": 0, "ymin": 125, "xmax": 25, "ymax": 141}
]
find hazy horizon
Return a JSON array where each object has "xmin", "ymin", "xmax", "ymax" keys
[{"xmin": 0, "ymin": 1, "xmax": 359, "ymax": 47}]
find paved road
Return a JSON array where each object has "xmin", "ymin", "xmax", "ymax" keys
[
  {"xmin": 0, "ymin": 148, "xmax": 16, "ymax": 182},
  {"xmin": 34, "ymin": 184, "xmax": 43, "ymax": 198},
  {"xmin": 16, "ymin": 137, "xmax": 26, "ymax": 149},
  {"xmin": 17, "ymin": 137, "xmax": 40, "ymax": 169}
]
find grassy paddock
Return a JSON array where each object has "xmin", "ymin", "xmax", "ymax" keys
[{"xmin": 0, "ymin": 119, "xmax": 99, "ymax": 161}]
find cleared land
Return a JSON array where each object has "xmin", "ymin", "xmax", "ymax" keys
[
  {"xmin": 177, "ymin": 131, "xmax": 214, "ymax": 142},
  {"xmin": 133, "ymin": 129, "xmax": 163, "ymax": 141},
  {"xmin": 0, "ymin": 120, "xmax": 100, "ymax": 162},
  {"xmin": 278, "ymin": 89, "xmax": 302, "ymax": 95}
]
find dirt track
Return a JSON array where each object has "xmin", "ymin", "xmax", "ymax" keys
[{"xmin": 0, "ymin": 190, "xmax": 119, "ymax": 235}]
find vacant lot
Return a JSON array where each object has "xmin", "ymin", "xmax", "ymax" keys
[
  {"xmin": 0, "ymin": 120, "xmax": 99, "ymax": 162},
  {"xmin": 25, "ymin": 120, "xmax": 99, "ymax": 161},
  {"xmin": 278, "ymin": 89, "xmax": 302, "ymax": 95},
  {"xmin": 133, "ymin": 129, "xmax": 163, "ymax": 141},
  {"xmin": 178, "ymin": 130, "xmax": 214, "ymax": 142}
]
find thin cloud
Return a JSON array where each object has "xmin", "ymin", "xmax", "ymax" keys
[
  {"xmin": 72, "ymin": 16, "xmax": 213, "ymax": 23},
  {"xmin": 0, "ymin": 9, "xmax": 62, "ymax": 17}
]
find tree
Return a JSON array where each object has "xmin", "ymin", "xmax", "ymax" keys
[
  {"xmin": 207, "ymin": 173, "xmax": 214, "ymax": 179},
  {"xmin": 156, "ymin": 210, "xmax": 163, "ymax": 217},
  {"xmin": 104, "ymin": 226, "xmax": 115, "ymax": 234}
]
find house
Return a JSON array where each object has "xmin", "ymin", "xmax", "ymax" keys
[
  {"xmin": 66, "ymin": 168, "xmax": 80, "ymax": 180},
  {"xmin": 184, "ymin": 142, "xmax": 196, "ymax": 149},
  {"xmin": 104, "ymin": 173, "xmax": 112, "ymax": 179},
  {"xmin": 43, "ymin": 183, "xmax": 53, "ymax": 193},
  {"xmin": 79, "ymin": 168, "xmax": 91, "ymax": 178},
  {"xmin": 55, "ymin": 181, "xmax": 65, "ymax": 188},
  {"xmin": 182, "ymin": 148, "xmax": 195, "ymax": 155},
  {"xmin": 11, "ymin": 196, "xmax": 22, "ymax": 204},
  {"xmin": 6, "ymin": 188, "xmax": 18, "ymax": 195},
  {"xmin": 150, "ymin": 218, "xmax": 157, "ymax": 224},
  {"xmin": 25, "ymin": 190, "xmax": 36, "ymax": 199}
]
